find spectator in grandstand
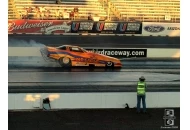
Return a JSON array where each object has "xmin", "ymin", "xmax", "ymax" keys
[
  {"xmin": 27, "ymin": 7, "xmax": 32, "ymax": 19},
  {"xmin": 73, "ymin": 7, "xmax": 79, "ymax": 20},
  {"xmin": 59, "ymin": 10, "xmax": 63, "ymax": 20},
  {"xmin": 88, "ymin": 13, "xmax": 92, "ymax": 20},
  {"xmin": 18, "ymin": 11, "xmax": 23, "ymax": 19},
  {"xmin": 129, "ymin": 18, "xmax": 136, "ymax": 22},
  {"xmin": 28, "ymin": 7, "xmax": 32, "ymax": 13},
  {"xmin": 70, "ymin": 11, "xmax": 74, "ymax": 20},
  {"xmin": 23, "ymin": 7, "xmax": 28, "ymax": 19},
  {"xmin": 45, "ymin": 10, "xmax": 50, "ymax": 20},
  {"xmin": 36, "ymin": 10, "xmax": 41, "ymax": 20},
  {"xmin": 39, "ymin": 6, "xmax": 46, "ymax": 13},
  {"xmin": 62, "ymin": 9, "xmax": 68, "ymax": 20},
  {"xmin": 35, "ymin": 6, "xmax": 38, "ymax": 11},
  {"xmin": 74, "ymin": 7, "xmax": 78, "ymax": 13},
  {"xmin": 34, "ymin": 6, "xmax": 39, "ymax": 13},
  {"xmin": 34, "ymin": 6, "xmax": 40, "ymax": 19},
  {"xmin": 55, "ymin": 9, "xmax": 60, "ymax": 19},
  {"xmin": 56, "ymin": 0, "xmax": 61, "ymax": 4},
  {"xmin": 136, "ymin": 76, "xmax": 147, "ymax": 114},
  {"xmin": 40, "ymin": 11, "xmax": 45, "ymax": 20}
]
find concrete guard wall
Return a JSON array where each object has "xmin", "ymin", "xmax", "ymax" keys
[
  {"xmin": 8, "ymin": 92, "xmax": 179, "ymax": 110},
  {"xmin": 8, "ymin": 47, "xmax": 180, "ymax": 58}
]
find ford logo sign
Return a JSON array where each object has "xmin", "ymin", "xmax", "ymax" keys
[{"xmin": 144, "ymin": 25, "xmax": 165, "ymax": 33}]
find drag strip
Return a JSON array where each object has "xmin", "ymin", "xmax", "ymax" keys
[
  {"xmin": 8, "ymin": 35, "xmax": 180, "ymax": 93},
  {"xmin": 8, "ymin": 35, "xmax": 180, "ymax": 48},
  {"xmin": 8, "ymin": 68, "xmax": 180, "ymax": 73},
  {"xmin": 9, "ymin": 82, "xmax": 179, "ymax": 93},
  {"xmin": 9, "ymin": 57, "xmax": 180, "ymax": 93},
  {"xmin": 8, "ymin": 71, "xmax": 180, "ymax": 82},
  {"xmin": 8, "ymin": 70, "xmax": 180, "ymax": 93},
  {"xmin": 8, "ymin": 58, "xmax": 180, "ymax": 70}
]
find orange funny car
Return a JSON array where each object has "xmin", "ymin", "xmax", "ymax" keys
[{"xmin": 40, "ymin": 45, "xmax": 122, "ymax": 68}]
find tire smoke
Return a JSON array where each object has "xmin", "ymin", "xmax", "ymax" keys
[
  {"xmin": 8, "ymin": 39, "xmax": 60, "ymax": 67},
  {"xmin": 8, "ymin": 38, "xmax": 46, "ymax": 47}
]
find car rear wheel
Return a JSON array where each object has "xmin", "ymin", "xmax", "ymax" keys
[
  {"xmin": 106, "ymin": 61, "xmax": 114, "ymax": 68},
  {"xmin": 59, "ymin": 57, "xmax": 72, "ymax": 68}
]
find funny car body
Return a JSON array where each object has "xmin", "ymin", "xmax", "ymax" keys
[{"xmin": 40, "ymin": 45, "xmax": 122, "ymax": 68}]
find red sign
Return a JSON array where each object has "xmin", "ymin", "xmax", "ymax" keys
[{"xmin": 8, "ymin": 20, "xmax": 72, "ymax": 33}]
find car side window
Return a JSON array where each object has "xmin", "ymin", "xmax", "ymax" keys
[
  {"xmin": 59, "ymin": 46, "xmax": 66, "ymax": 50},
  {"xmin": 57, "ymin": 46, "xmax": 66, "ymax": 50},
  {"xmin": 70, "ymin": 47, "xmax": 83, "ymax": 52}
]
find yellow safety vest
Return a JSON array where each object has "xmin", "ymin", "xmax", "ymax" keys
[{"xmin": 137, "ymin": 81, "xmax": 146, "ymax": 95}]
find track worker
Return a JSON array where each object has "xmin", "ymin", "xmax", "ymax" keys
[{"xmin": 137, "ymin": 76, "xmax": 147, "ymax": 113}]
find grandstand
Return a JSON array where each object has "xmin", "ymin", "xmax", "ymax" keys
[
  {"xmin": 109, "ymin": 0, "xmax": 180, "ymax": 22},
  {"xmin": 8, "ymin": 0, "xmax": 180, "ymax": 22}
]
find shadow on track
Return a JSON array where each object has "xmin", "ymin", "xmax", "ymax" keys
[{"xmin": 8, "ymin": 66, "xmax": 122, "ymax": 72}]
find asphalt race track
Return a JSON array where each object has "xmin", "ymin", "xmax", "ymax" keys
[
  {"xmin": 8, "ymin": 59, "xmax": 180, "ymax": 93},
  {"xmin": 8, "ymin": 34, "xmax": 180, "ymax": 48},
  {"xmin": 8, "ymin": 58, "xmax": 179, "ymax": 69},
  {"xmin": 8, "ymin": 35, "xmax": 180, "ymax": 130},
  {"xmin": 8, "ymin": 35, "xmax": 180, "ymax": 93}
]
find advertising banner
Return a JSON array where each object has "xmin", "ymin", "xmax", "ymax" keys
[
  {"xmin": 8, "ymin": 20, "xmax": 142, "ymax": 34},
  {"xmin": 142, "ymin": 22, "xmax": 180, "ymax": 36},
  {"xmin": 8, "ymin": 20, "xmax": 72, "ymax": 34},
  {"xmin": 71, "ymin": 21, "xmax": 142, "ymax": 34},
  {"xmin": 85, "ymin": 48, "xmax": 147, "ymax": 58}
]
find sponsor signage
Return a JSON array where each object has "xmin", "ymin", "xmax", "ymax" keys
[
  {"xmin": 8, "ymin": 20, "xmax": 72, "ymax": 34},
  {"xmin": 71, "ymin": 21, "xmax": 142, "ymax": 34},
  {"xmin": 142, "ymin": 22, "xmax": 180, "ymax": 36},
  {"xmin": 8, "ymin": 20, "xmax": 142, "ymax": 34},
  {"xmin": 85, "ymin": 48, "xmax": 147, "ymax": 58}
]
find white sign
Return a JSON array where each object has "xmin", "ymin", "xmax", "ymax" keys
[
  {"xmin": 165, "ymin": 15, "xmax": 171, "ymax": 21},
  {"xmin": 63, "ymin": 13, "xmax": 70, "ymax": 18},
  {"xmin": 44, "ymin": 22, "xmax": 71, "ymax": 34},
  {"xmin": 127, "ymin": 23, "xmax": 141, "ymax": 31},
  {"xmin": 142, "ymin": 22, "xmax": 180, "ymax": 36}
]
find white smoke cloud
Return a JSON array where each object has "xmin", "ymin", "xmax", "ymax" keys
[
  {"xmin": 8, "ymin": 39, "xmax": 61, "ymax": 67},
  {"xmin": 8, "ymin": 56, "xmax": 61, "ymax": 67},
  {"xmin": 8, "ymin": 39, "xmax": 46, "ymax": 47}
]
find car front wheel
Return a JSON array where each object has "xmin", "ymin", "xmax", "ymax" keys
[{"xmin": 59, "ymin": 57, "xmax": 72, "ymax": 68}]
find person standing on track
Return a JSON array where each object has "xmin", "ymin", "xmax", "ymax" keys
[{"xmin": 137, "ymin": 76, "xmax": 147, "ymax": 113}]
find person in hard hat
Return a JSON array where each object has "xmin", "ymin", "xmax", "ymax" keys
[{"xmin": 137, "ymin": 76, "xmax": 147, "ymax": 113}]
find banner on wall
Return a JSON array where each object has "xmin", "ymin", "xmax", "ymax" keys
[
  {"xmin": 85, "ymin": 48, "xmax": 147, "ymax": 58},
  {"xmin": 8, "ymin": 20, "xmax": 72, "ymax": 34},
  {"xmin": 8, "ymin": 20, "xmax": 142, "ymax": 34},
  {"xmin": 142, "ymin": 22, "xmax": 180, "ymax": 36},
  {"xmin": 71, "ymin": 21, "xmax": 142, "ymax": 34}
]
